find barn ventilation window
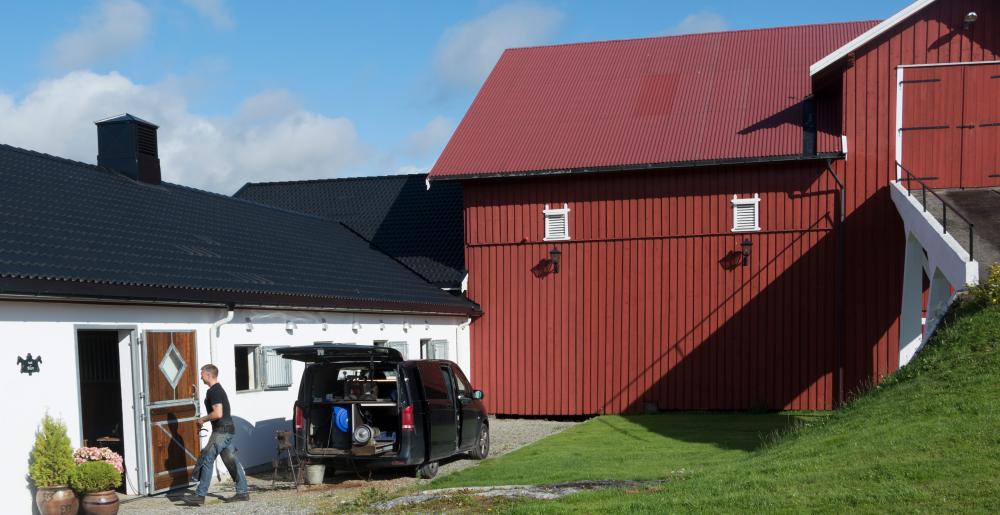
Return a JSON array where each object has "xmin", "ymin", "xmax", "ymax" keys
[
  {"xmin": 543, "ymin": 203, "xmax": 571, "ymax": 241},
  {"xmin": 731, "ymin": 194, "xmax": 761, "ymax": 232}
]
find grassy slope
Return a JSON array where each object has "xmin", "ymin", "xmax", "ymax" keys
[
  {"xmin": 438, "ymin": 301, "xmax": 1000, "ymax": 513},
  {"xmin": 432, "ymin": 413, "xmax": 818, "ymax": 487}
]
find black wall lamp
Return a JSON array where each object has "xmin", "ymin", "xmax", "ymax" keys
[
  {"xmin": 964, "ymin": 11, "xmax": 978, "ymax": 30},
  {"xmin": 740, "ymin": 238, "xmax": 753, "ymax": 267},
  {"xmin": 549, "ymin": 247, "xmax": 562, "ymax": 273}
]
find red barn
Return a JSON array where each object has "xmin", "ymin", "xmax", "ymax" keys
[{"xmin": 429, "ymin": 0, "xmax": 996, "ymax": 415}]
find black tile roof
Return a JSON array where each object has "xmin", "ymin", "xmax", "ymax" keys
[
  {"xmin": 0, "ymin": 143, "xmax": 477, "ymax": 315},
  {"xmin": 234, "ymin": 174, "xmax": 465, "ymax": 288}
]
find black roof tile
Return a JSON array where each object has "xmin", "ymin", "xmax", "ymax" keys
[
  {"xmin": 234, "ymin": 174, "xmax": 465, "ymax": 288},
  {"xmin": 0, "ymin": 143, "xmax": 477, "ymax": 314}
]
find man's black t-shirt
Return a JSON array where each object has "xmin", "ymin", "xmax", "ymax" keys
[{"xmin": 204, "ymin": 383, "xmax": 234, "ymax": 431}]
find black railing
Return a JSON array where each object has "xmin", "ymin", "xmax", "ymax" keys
[{"xmin": 896, "ymin": 161, "xmax": 974, "ymax": 259}]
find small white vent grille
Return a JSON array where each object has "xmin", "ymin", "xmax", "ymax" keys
[
  {"xmin": 731, "ymin": 194, "xmax": 761, "ymax": 232},
  {"xmin": 543, "ymin": 203, "xmax": 570, "ymax": 241}
]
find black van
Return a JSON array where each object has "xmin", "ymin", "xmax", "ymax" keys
[{"xmin": 276, "ymin": 344, "xmax": 489, "ymax": 479}]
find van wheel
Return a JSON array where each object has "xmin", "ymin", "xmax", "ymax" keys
[
  {"xmin": 470, "ymin": 423, "xmax": 490, "ymax": 460},
  {"xmin": 417, "ymin": 461, "xmax": 439, "ymax": 479}
]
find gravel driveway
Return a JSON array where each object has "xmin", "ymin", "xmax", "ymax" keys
[{"xmin": 121, "ymin": 417, "xmax": 577, "ymax": 514}]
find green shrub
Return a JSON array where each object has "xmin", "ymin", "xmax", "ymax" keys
[
  {"xmin": 69, "ymin": 461, "xmax": 122, "ymax": 494},
  {"xmin": 28, "ymin": 414, "xmax": 76, "ymax": 487},
  {"xmin": 969, "ymin": 263, "xmax": 1000, "ymax": 306}
]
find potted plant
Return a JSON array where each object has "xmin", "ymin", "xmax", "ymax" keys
[
  {"xmin": 29, "ymin": 414, "xmax": 78, "ymax": 515},
  {"xmin": 69, "ymin": 461, "xmax": 122, "ymax": 515}
]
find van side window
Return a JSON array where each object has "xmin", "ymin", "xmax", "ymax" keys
[
  {"xmin": 451, "ymin": 366, "xmax": 470, "ymax": 396},
  {"xmin": 439, "ymin": 366, "xmax": 456, "ymax": 403},
  {"xmin": 420, "ymin": 364, "xmax": 448, "ymax": 400}
]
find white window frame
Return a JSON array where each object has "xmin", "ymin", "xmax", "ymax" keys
[
  {"xmin": 386, "ymin": 341, "xmax": 409, "ymax": 359},
  {"xmin": 543, "ymin": 203, "xmax": 571, "ymax": 241},
  {"xmin": 731, "ymin": 194, "xmax": 761, "ymax": 232},
  {"xmin": 234, "ymin": 344, "xmax": 292, "ymax": 392}
]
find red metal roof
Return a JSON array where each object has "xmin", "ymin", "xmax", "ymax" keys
[{"xmin": 430, "ymin": 21, "xmax": 879, "ymax": 180}]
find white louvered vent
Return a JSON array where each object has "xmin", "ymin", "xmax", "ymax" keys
[
  {"xmin": 543, "ymin": 203, "xmax": 571, "ymax": 241},
  {"xmin": 731, "ymin": 194, "xmax": 761, "ymax": 232}
]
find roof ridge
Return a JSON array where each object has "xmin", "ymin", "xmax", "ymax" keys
[
  {"xmin": 0, "ymin": 142, "xmax": 117, "ymax": 175},
  {"xmin": 0, "ymin": 141, "xmax": 345, "ymax": 226},
  {"xmin": 237, "ymin": 171, "xmax": 428, "ymax": 192},
  {"xmin": 505, "ymin": 19, "xmax": 883, "ymax": 52}
]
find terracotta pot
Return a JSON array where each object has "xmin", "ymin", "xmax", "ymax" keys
[
  {"xmin": 35, "ymin": 485, "xmax": 78, "ymax": 515},
  {"xmin": 80, "ymin": 490, "xmax": 119, "ymax": 515}
]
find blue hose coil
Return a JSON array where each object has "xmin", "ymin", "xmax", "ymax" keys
[{"xmin": 333, "ymin": 406, "xmax": 350, "ymax": 433}]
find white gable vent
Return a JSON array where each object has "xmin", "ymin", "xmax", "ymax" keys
[
  {"xmin": 543, "ymin": 203, "xmax": 570, "ymax": 241},
  {"xmin": 731, "ymin": 194, "xmax": 761, "ymax": 232}
]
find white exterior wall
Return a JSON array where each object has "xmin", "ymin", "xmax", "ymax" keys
[{"xmin": 0, "ymin": 300, "xmax": 468, "ymax": 514}]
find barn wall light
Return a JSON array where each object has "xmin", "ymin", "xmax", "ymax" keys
[
  {"xmin": 963, "ymin": 11, "xmax": 978, "ymax": 30},
  {"xmin": 549, "ymin": 247, "xmax": 562, "ymax": 273},
  {"xmin": 741, "ymin": 238, "xmax": 753, "ymax": 267}
]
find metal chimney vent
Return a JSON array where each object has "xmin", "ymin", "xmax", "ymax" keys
[{"xmin": 95, "ymin": 113, "xmax": 162, "ymax": 185}]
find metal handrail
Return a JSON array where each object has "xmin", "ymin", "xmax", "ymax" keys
[{"xmin": 895, "ymin": 161, "xmax": 974, "ymax": 259}]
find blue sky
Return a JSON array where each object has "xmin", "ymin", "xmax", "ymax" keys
[{"xmin": 0, "ymin": 0, "xmax": 912, "ymax": 193}]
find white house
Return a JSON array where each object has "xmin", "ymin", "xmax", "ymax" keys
[{"xmin": 0, "ymin": 114, "xmax": 478, "ymax": 512}]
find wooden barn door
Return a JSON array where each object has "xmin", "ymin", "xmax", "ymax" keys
[
  {"xmin": 142, "ymin": 331, "xmax": 201, "ymax": 493},
  {"xmin": 901, "ymin": 62, "xmax": 1000, "ymax": 188},
  {"xmin": 960, "ymin": 63, "xmax": 1000, "ymax": 187},
  {"xmin": 899, "ymin": 65, "xmax": 964, "ymax": 188}
]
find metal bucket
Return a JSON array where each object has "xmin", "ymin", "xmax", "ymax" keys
[{"xmin": 305, "ymin": 464, "xmax": 326, "ymax": 485}]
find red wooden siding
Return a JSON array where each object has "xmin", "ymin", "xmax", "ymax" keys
[
  {"xmin": 465, "ymin": 163, "xmax": 840, "ymax": 414},
  {"xmin": 833, "ymin": 0, "xmax": 1000, "ymax": 393}
]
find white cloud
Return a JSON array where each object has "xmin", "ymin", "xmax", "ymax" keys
[
  {"xmin": 0, "ymin": 71, "xmax": 368, "ymax": 193},
  {"xmin": 667, "ymin": 11, "xmax": 729, "ymax": 35},
  {"xmin": 434, "ymin": 4, "xmax": 564, "ymax": 92},
  {"xmin": 49, "ymin": 0, "xmax": 151, "ymax": 70},
  {"xmin": 405, "ymin": 116, "xmax": 455, "ymax": 157},
  {"xmin": 182, "ymin": 0, "xmax": 234, "ymax": 30}
]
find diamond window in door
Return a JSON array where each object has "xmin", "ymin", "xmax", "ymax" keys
[{"xmin": 159, "ymin": 342, "xmax": 187, "ymax": 390}]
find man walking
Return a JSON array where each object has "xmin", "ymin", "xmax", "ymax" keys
[{"xmin": 184, "ymin": 364, "xmax": 250, "ymax": 505}]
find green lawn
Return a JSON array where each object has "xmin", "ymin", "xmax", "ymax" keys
[
  {"xmin": 427, "ymin": 300, "xmax": 1000, "ymax": 513},
  {"xmin": 432, "ymin": 412, "xmax": 819, "ymax": 487}
]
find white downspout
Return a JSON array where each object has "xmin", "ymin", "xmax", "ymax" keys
[
  {"xmin": 209, "ymin": 306, "xmax": 235, "ymax": 364},
  {"xmin": 456, "ymin": 317, "xmax": 472, "ymax": 374},
  {"xmin": 207, "ymin": 306, "xmax": 234, "ymax": 482}
]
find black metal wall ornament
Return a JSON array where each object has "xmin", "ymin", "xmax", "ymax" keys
[{"xmin": 18, "ymin": 353, "xmax": 42, "ymax": 375}]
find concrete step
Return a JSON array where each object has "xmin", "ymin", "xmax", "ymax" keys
[{"xmin": 926, "ymin": 188, "xmax": 1000, "ymax": 281}]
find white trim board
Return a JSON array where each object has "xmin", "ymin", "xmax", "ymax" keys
[
  {"xmin": 898, "ymin": 60, "xmax": 1000, "ymax": 69},
  {"xmin": 810, "ymin": 0, "xmax": 937, "ymax": 76}
]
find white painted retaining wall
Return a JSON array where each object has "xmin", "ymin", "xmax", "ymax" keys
[{"xmin": 0, "ymin": 300, "xmax": 469, "ymax": 514}]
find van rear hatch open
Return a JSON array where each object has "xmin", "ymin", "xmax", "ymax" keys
[
  {"xmin": 275, "ymin": 343, "xmax": 403, "ymax": 364},
  {"xmin": 277, "ymin": 344, "xmax": 407, "ymax": 459}
]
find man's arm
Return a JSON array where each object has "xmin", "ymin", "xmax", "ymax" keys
[{"xmin": 198, "ymin": 403, "xmax": 223, "ymax": 425}]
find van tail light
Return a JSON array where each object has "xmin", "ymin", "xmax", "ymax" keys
[
  {"xmin": 294, "ymin": 405, "xmax": 304, "ymax": 432},
  {"xmin": 401, "ymin": 405, "xmax": 414, "ymax": 431}
]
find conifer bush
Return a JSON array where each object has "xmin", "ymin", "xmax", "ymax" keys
[{"xmin": 28, "ymin": 414, "xmax": 76, "ymax": 487}]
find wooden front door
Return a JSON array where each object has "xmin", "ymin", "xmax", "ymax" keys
[
  {"xmin": 143, "ymin": 331, "xmax": 201, "ymax": 493},
  {"xmin": 901, "ymin": 63, "xmax": 1000, "ymax": 188}
]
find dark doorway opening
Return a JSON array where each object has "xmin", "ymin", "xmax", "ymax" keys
[{"xmin": 77, "ymin": 330, "xmax": 127, "ymax": 493}]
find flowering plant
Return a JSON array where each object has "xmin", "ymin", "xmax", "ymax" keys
[{"xmin": 73, "ymin": 447, "xmax": 124, "ymax": 474}]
